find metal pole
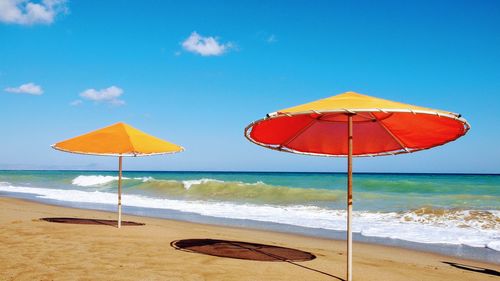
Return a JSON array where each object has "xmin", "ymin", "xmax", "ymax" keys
[
  {"xmin": 347, "ymin": 114, "xmax": 353, "ymax": 281},
  {"xmin": 118, "ymin": 156, "xmax": 123, "ymax": 228}
]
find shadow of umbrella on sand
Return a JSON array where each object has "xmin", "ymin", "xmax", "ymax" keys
[
  {"xmin": 244, "ymin": 92, "xmax": 470, "ymax": 281},
  {"xmin": 171, "ymin": 239, "xmax": 343, "ymax": 280},
  {"xmin": 52, "ymin": 122, "xmax": 184, "ymax": 228}
]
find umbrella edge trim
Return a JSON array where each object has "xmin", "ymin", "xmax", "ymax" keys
[{"xmin": 50, "ymin": 144, "xmax": 185, "ymax": 157}]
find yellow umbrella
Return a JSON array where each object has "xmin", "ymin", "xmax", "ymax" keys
[
  {"xmin": 245, "ymin": 92, "xmax": 469, "ymax": 280},
  {"xmin": 52, "ymin": 122, "xmax": 184, "ymax": 228}
]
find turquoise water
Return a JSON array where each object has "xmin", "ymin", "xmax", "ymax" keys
[
  {"xmin": 0, "ymin": 170, "xmax": 499, "ymax": 260},
  {"xmin": 1, "ymin": 170, "xmax": 497, "ymax": 211}
]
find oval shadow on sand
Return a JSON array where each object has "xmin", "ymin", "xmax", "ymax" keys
[
  {"xmin": 171, "ymin": 239, "xmax": 344, "ymax": 280},
  {"xmin": 171, "ymin": 238, "xmax": 315, "ymax": 262},
  {"xmin": 40, "ymin": 217, "xmax": 145, "ymax": 227}
]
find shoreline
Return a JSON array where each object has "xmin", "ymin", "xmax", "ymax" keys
[
  {"xmin": 1, "ymin": 189, "xmax": 499, "ymax": 264},
  {"xmin": 1, "ymin": 196, "xmax": 498, "ymax": 280}
]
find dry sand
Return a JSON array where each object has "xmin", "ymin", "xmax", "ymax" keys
[{"xmin": 0, "ymin": 197, "xmax": 498, "ymax": 281}]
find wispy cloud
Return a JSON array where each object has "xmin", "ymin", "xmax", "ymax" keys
[
  {"xmin": 5, "ymin": 82, "xmax": 43, "ymax": 95},
  {"xmin": 181, "ymin": 32, "xmax": 232, "ymax": 56},
  {"xmin": 69, "ymin": 99, "xmax": 82, "ymax": 106},
  {"xmin": 0, "ymin": 0, "xmax": 68, "ymax": 25},
  {"xmin": 256, "ymin": 31, "xmax": 278, "ymax": 44},
  {"xmin": 80, "ymin": 86, "xmax": 125, "ymax": 106},
  {"xmin": 267, "ymin": 34, "xmax": 277, "ymax": 43}
]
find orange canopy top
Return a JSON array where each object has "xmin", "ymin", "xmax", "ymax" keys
[
  {"xmin": 245, "ymin": 92, "xmax": 470, "ymax": 157},
  {"xmin": 52, "ymin": 122, "xmax": 184, "ymax": 157}
]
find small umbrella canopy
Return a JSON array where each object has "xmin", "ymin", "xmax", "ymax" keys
[
  {"xmin": 244, "ymin": 92, "xmax": 469, "ymax": 281},
  {"xmin": 53, "ymin": 122, "xmax": 183, "ymax": 156},
  {"xmin": 52, "ymin": 122, "xmax": 184, "ymax": 228}
]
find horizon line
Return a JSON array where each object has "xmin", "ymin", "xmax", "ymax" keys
[{"xmin": 0, "ymin": 169, "xmax": 498, "ymax": 176}]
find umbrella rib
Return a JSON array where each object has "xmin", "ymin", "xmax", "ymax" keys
[
  {"xmin": 314, "ymin": 112, "xmax": 380, "ymax": 124},
  {"xmin": 280, "ymin": 117, "xmax": 318, "ymax": 148},
  {"xmin": 121, "ymin": 124, "xmax": 137, "ymax": 155},
  {"xmin": 369, "ymin": 112, "xmax": 410, "ymax": 153},
  {"xmin": 351, "ymin": 112, "xmax": 373, "ymax": 121}
]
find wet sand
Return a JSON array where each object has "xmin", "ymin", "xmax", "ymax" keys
[{"xmin": 0, "ymin": 197, "xmax": 498, "ymax": 281}]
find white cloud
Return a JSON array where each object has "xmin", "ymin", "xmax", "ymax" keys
[
  {"xmin": 0, "ymin": 0, "xmax": 67, "ymax": 25},
  {"xmin": 181, "ymin": 31, "xmax": 232, "ymax": 56},
  {"xmin": 5, "ymin": 82, "xmax": 43, "ymax": 95},
  {"xmin": 80, "ymin": 86, "xmax": 125, "ymax": 106}
]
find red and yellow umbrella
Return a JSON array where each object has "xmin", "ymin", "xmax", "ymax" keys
[
  {"xmin": 52, "ymin": 122, "xmax": 184, "ymax": 228},
  {"xmin": 244, "ymin": 92, "xmax": 469, "ymax": 280}
]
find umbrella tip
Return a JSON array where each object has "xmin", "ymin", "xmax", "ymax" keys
[
  {"xmin": 266, "ymin": 112, "xmax": 279, "ymax": 118},
  {"xmin": 113, "ymin": 121, "xmax": 129, "ymax": 127},
  {"xmin": 342, "ymin": 91, "xmax": 362, "ymax": 96}
]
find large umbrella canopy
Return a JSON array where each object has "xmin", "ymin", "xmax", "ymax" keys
[
  {"xmin": 246, "ymin": 92, "xmax": 469, "ymax": 156},
  {"xmin": 52, "ymin": 122, "xmax": 184, "ymax": 228},
  {"xmin": 244, "ymin": 92, "xmax": 469, "ymax": 281}
]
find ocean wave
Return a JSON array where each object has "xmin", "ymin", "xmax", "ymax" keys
[
  {"xmin": 70, "ymin": 175, "xmax": 343, "ymax": 204},
  {"xmin": 400, "ymin": 207, "xmax": 500, "ymax": 230},
  {"xmin": 137, "ymin": 178, "xmax": 343, "ymax": 204},
  {"xmin": 0, "ymin": 182, "xmax": 498, "ymax": 251},
  {"xmin": 68, "ymin": 175, "xmax": 500, "ymax": 208}
]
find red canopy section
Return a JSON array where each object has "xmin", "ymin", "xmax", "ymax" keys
[{"xmin": 246, "ymin": 98, "xmax": 469, "ymax": 157}]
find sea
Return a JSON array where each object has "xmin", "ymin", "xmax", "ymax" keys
[{"xmin": 0, "ymin": 170, "xmax": 498, "ymax": 263}]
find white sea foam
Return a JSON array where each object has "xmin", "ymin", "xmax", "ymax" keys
[
  {"xmin": 71, "ymin": 175, "xmax": 155, "ymax": 186},
  {"xmin": 72, "ymin": 175, "xmax": 266, "ymax": 190},
  {"xmin": 487, "ymin": 241, "xmax": 500, "ymax": 251},
  {"xmin": 133, "ymin": 177, "xmax": 154, "ymax": 182},
  {"xmin": 181, "ymin": 178, "xmax": 266, "ymax": 190},
  {"xmin": 72, "ymin": 175, "xmax": 125, "ymax": 186},
  {"xmin": 181, "ymin": 178, "xmax": 224, "ymax": 189},
  {"xmin": 0, "ymin": 182, "xmax": 498, "ymax": 251}
]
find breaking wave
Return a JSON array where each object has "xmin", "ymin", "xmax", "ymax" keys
[{"xmin": 70, "ymin": 175, "xmax": 343, "ymax": 204}]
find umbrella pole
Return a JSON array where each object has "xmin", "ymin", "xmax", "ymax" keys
[
  {"xmin": 347, "ymin": 114, "xmax": 353, "ymax": 281},
  {"xmin": 118, "ymin": 156, "xmax": 123, "ymax": 228}
]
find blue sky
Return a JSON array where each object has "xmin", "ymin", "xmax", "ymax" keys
[{"xmin": 0, "ymin": 0, "xmax": 499, "ymax": 173}]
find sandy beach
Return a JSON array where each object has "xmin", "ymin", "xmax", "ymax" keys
[{"xmin": 0, "ymin": 197, "xmax": 498, "ymax": 281}]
